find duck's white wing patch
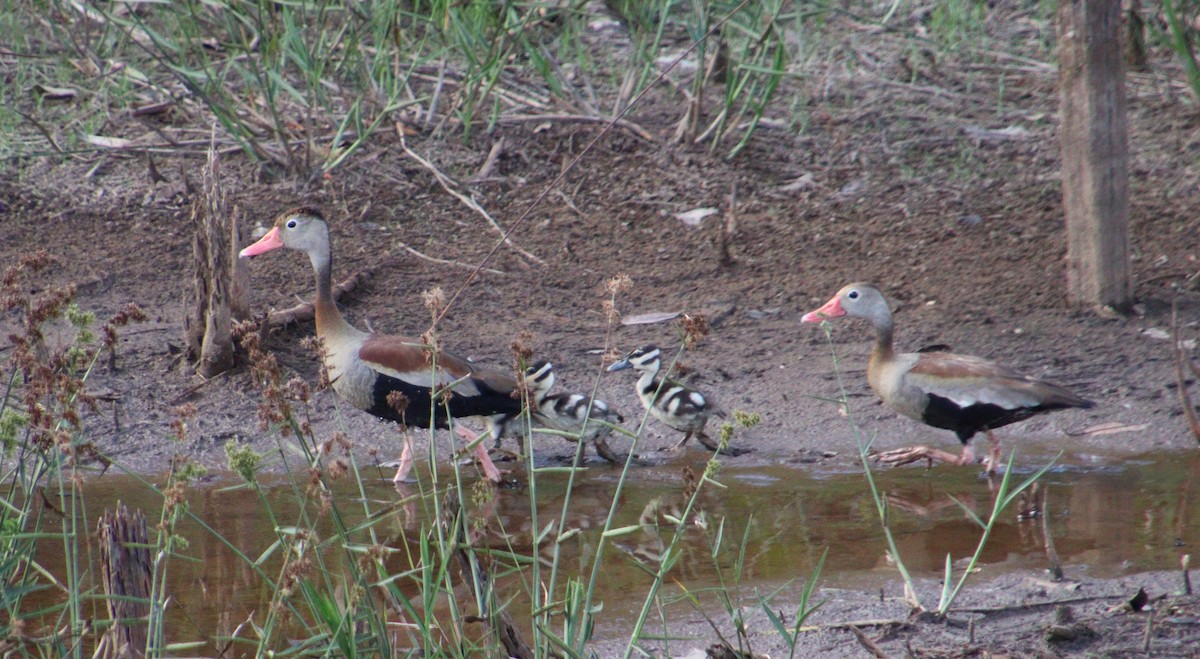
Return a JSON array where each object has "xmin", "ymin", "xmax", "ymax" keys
[
  {"xmin": 361, "ymin": 357, "xmax": 482, "ymax": 396},
  {"xmin": 906, "ymin": 352, "xmax": 1043, "ymax": 411}
]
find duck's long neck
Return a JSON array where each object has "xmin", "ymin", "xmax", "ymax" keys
[
  {"xmin": 868, "ymin": 310, "xmax": 896, "ymax": 366},
  {"xmin": 309, "ymin": 242, "xmax": 359, "ymax": 339},
  {"xmin": 636, "ymin": 360, "xmax": 661, "ymax": 391},
  {"xmin": 533, "ymin": 373, "xmax": 555, "ymax": 406}
]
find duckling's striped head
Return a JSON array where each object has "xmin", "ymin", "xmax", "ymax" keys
[
  {"xmin": 606, "ymin": 345, "xmax": 661, "ymax": 373},
  {"xmin": 524, "ymin": 361, "xmax": 556, "ymax": 393}
]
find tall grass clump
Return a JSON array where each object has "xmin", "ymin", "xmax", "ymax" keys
[
  {"xmin": 1161, "ymin": 0, "xmax": 1200, "ymax": 103},
  {"xmin": 0, "ymin": 252, "xmax": 147, "ymax": 655},
  {"xmin": 814, "ymin": 321, "xmax": 1056, "ymax": 616},
  {"xmin": 2, "ymin": 0, "xmax": 807, "ymax": 173},
  {"xmin": 676, "ymin": 0, "xmax": 792, "ymax": 158}
]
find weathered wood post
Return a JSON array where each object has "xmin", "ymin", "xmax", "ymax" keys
[
  {"xmin": 1057, "ymin": 0, "xmax": 1133, "ymax": 311},
  {"xmin": 97, "ymin": 503, "xmax": 152, "ymax": 658},
  {"xmin": 185, "ymin": 138, "xmax": 248, "ymax": 376}
]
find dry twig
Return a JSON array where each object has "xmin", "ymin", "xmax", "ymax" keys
[
  {"xmin": 849, "ymin": 625, "xmax": 890, "ymax": 658},
  {"xmin": 399, "ymin": 132, "xmax": 545, "ymax": 268},
  {"xmin": 264, "ymin": 267, "xmax": 374, "ymax": 327},
  {"xmin": 495, "ymin": 113, "xmax": 655, "ymax": 142},
  {"xmin": 1042, "ymin": 487, "xmax": 1064, "ymax": 580},
  {"xmin": 1170, "ymin": 301, "xmax": 1200, "ymax": 442},
  {"xmin": 396, "ymin": 241, "xmax": 507, "ymax": 276},
  {"xmin": 718, "ymin": 181, "xmax": 737, "ymax": 267},
  {"xmin": 472, "ymin": 137, "xmax": 506, "ymax": 181}
]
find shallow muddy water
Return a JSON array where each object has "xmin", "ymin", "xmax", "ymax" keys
[{"xmin": 27, "ymin": 447, "xmax": 1200, "ymax": 649}]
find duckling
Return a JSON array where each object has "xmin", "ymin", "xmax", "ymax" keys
[
  {"xmin": 606, "ymin": 345, "xmax": 725, "ymax": 453},
  {"xmin": 524, "ymin": 361, "xmax": 624, "ymax": 463}
]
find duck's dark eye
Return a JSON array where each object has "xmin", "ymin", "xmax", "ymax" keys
[
  {"xmin": 286, "ymin": 219, "xmax": 298, "ymax": 229},
  {"xmin": 847, "ymin": 290, "xmax": 859, "ymax": 300}
]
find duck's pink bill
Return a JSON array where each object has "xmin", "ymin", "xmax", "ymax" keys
[
  {"xmin": 240, "ymin": 227, "xmax": 283, "ymax": 258},
  {"xmin": 801, "ymin": 296, "xmax": 845, "ymax": 322}
]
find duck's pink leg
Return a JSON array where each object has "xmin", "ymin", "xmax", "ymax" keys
[
  {"xmin": 455, "ymin": 425, "xmax": 504, "ymax": 484},
  {"xmin": 392, "ymin": 433, "xmax": 415, "ymax": 483},
  {"xmin": 983, "ymin": 430, "xmax": 1003, "ymax": 476}
]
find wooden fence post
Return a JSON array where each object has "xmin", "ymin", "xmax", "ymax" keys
[{"xmin": 1058, "ymin": 0, "xmax": 1133, "ymax": 311}]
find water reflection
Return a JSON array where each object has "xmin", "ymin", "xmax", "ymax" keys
[{"xmin": 25, "ymin": 450, "xmax": 1200, "ymax": 648}]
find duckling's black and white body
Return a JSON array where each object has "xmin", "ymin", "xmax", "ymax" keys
[
  {"xmin": 524, "ymin": 361, "xmax": 624, "ymax": 463},
  {"xmin": 606, "ymin": 345, "xmax": 722, "ymax": 452}
]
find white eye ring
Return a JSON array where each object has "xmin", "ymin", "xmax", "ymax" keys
[
  {"xmin": 848, "ymin": 290, "xmax": 859, "ymax": 299},
  {"xmin": 286, "ymin": 219, "xmax": 298, "ymax": 229}
]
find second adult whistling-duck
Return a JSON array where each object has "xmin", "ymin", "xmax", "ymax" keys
[
  {"xmin": 239, "ymin": 207, "xmax": 523, "ymax": 484},
  {"xmin": 524, "ymin": 361, "xmax": 624, "ymax": 463},
  {"xmin": 801, "ymin": 283, "xmax": 1094, "ymax": 473},
  {"xmin": 607, "ymin": 345, "xmax": 724, "ymax": 453}
]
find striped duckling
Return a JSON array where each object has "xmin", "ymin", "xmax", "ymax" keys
[
  {"xmin": 524, "ymin": 361, "xmax": 624, "ymax": 463},
  {"xmin": 606, "ymin": 345, "xmax": 725, "ymax": 453}
]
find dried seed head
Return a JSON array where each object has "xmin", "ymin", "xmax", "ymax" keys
[
  {"xmin": 681, "ymin": 465, "xmax": 698, "ymax": 499},
  {"xmin": 286, "ymin": 377, "xmax": 311, "ymax": 403},
  {"xmin": 605, "ymin": 274, "xmax": 632, "ymax": 295},
  {"xmin": 102, "ymin": 303, "xmax": 147, "ymax": 352},
  {"xmin": 386, "ymin": 391, "xmax": 409, "ymax": 416},
  {"xmin": 602, "ymin": 346, "xmax": 623, "ymax": 364},
  {"xmin": 421, "ymin": 287, "xmax": 446, "ymax": 319},
  {"xmin": 327, "ymin": 457, "xmax": 349, "ymax": 480},
  {"xmin": 679, "ymin": 313, "xmax": 710, "ymax": 349},
  {"xmin": 510, "ymin": 331, "xmax": 533, "ymax": 369},
  {"xmin": 602, "ymin": 298, "xmax": 619, "ymax": 324},
  {"xmin": 419, "ymin": 329, "xmax": 440, "ymax": 364},
  {"xmin": 300, "ymin": 336, "xmax": 332, "ymax": 390}
]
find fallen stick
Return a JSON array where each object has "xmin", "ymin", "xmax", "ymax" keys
[
  {"xmin": 1042, "ymin": 487, "xmax": 1064, "ymax": 580},
  {"xmin": 170, "ymin": 369, "xmax": 231, "ymax": 405},
  {"xmin": 796, "ymin": 618, "xmax": 910, "ymax": 632},
  {"xmin": 950, "ymin": 593, "xmax": 1122, "ymax": 614},
  {"xmin": 471, "ymin": 137, "xmax": 506, "ymax": 181},
  {"xmin": 265, "ymin": 267, "xmax": 374, "ymax": 328},
  {"xmin": 396, "ymin": 240, "xmax": 507, "ymax": 276},
  {"xmin": 400, "ymin": 132, "xmax": 546, "ymax": 268},
  {"xmin": 495, "ymin": 113, "xmax": 656, "ymax": 142},
  {"xmin": 849, "ymin": 625, "xmax": 890, "ymax": 658}
]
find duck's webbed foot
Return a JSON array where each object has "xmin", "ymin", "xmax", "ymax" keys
[
  {"xmin": 592, "ymin": 437, "xmax": 623, "ymax": 464},
  {"xmin": 669, "ymin": 432, "xmax": 693, "ymax": 451},
  {"xmin": 875, "ymin": 443, "xmax": 975, "ymax": 469},
  {"xmin": 695, "ymin": 430, "xmax": 747, "ymax": 456}
]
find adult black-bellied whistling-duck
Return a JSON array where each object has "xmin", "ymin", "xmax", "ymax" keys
[
  {"xmin": 239, "ymin": 207, "xmax": 523, "ymax": 484},
  {"xmin": 524, "ymin": 361, "xmax": 624, "ymax": 464},
  {"xmin": 607, "ymin": 345, "xmax": 724, "ymax": 453},
  {"xmin": 801, "ymin": 283, "xmax": 1093, "ymax": 474}
]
